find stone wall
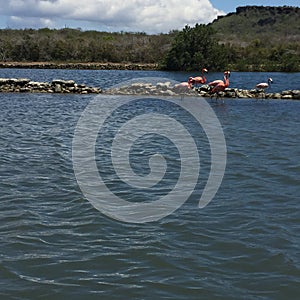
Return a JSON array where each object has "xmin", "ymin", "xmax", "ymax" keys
[
  {"xmin": 1, "ymin": 78, "xmax": 300, "ymax": 100},
  {"xmin": 0, "ymin": 78, "xmax": 102, "ymax": 94},
  {"xmin": 105, "ymin": 82, "xmax": 300, "ymax": 100},
  {"xmin": 194, "ymin": 85, "xmax": 300, "ymax": 100}
]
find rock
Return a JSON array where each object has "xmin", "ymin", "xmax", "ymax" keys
[
  {"xmin": 15, "ymin": 78, "xmax": 31, "ymax": 86},
  {"xmin": 54, "ymin": 84, "xmax": 62, "ymax": 93},
  {"xmin": 7, "ymin": 78, "xmax": 17, "ymax": 84},
  {"xmin": 281, "ymin": 94, "xmax": 293, "ymax": 99},
  {"xmin": 64, "ymin": 80, "xmax": 76, "ymax": 86},
  {"xmin": 281, "ymin": 90, "xmax": 292, "ymax": 96},
  {"xmin": 156, "ymin": 82, "xmax": 171, "ymax": 90},
  {"xmin": 265, "ymin": 93, "xmax": 273, "ymax": 99},
  {"xmin": 224, "ymin": 89, "xmax": 237, "ymax": 98},
  {"xmin": 52, "ymin": 79, "xmax": 64, "ymax": 85},
  {"xmin": 0, "ymin": 78, "xmax": 10, "ymax": 85},
  {"xmin": 198, "ymin": 91, "xmax": 208, "ymax": 97},
  {"xmin": 91, "ymin": 87, "xmax": 102, "ymax": 93},
  {"xmin": 237, "ymin": 89, "xmax": 253, "ymax": 98},
  {"xmin": 52, "ymin": 79, "xmax": 75, "ymax": 86},
  {"xmin": 273, "ymin": 93, "xmax": 282, "ymax": 99},
  {"xmin": 160, "ymin": 90, "xmax": 177, "ymax": 96},
  {"xmin": 28, "ymin": 81, "xmax": 40, "ymax": 86},
  {"xmin": 199, "ymin": 84, "xmax": 210, "ymax": 92},
  {"xmin": 225, "ymin": 92, "xmax": 236, "ymax": 98},
  {"xmin": 20, "ymin": 87, "xmax": 31, "ymax": 92},
  {"xmin": 291, "ymin": 90, "xmax": 300, "ymax": 99}
]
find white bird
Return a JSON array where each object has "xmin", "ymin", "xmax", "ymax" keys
[
  {"xmin": 256, "ymin": 78, "xmax": 273, "ymax": 99},
  {"xmin": 256, "ymin": 78, "xmax": 273, "ymax": 90}
]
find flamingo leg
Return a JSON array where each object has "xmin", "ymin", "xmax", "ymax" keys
[
  {"xmin": 210, "ymin": 93, "xmax": 217, "ymax": 102},
  {"xmin": 210, "ymin": 92, "xmax": 224, "ymax": 104},
  {"xmin": 217, "ymin": 93, "xmax": 225, "ymax": 104}
]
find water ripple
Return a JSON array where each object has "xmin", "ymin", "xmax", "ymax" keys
[{"xmin": 0, "ymin": 78, "xmax": 300, "ymax": 299}]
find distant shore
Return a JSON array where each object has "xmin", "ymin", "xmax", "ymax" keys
[
  {"xmin": 0, "ymin": 61, "xmax": 159, "ymax": 71},
  {"xmin": 1, "ymin": 62, "xmax": 299, "ymax": 72}
]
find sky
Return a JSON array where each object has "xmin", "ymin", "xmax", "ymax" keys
[
  {"xmin": 0, "ymin": 0, "xmax": 299, "ymax": 34},
  {"xmin": 209, "ymin": 0, "xmax": 300, "ymax": 13}
]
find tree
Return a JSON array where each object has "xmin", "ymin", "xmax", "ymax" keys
[{"xmin": 163, "ymin": 24, "xmax": 229, "ymax": 71}]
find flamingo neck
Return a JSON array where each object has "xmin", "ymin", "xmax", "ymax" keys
[
  {"xmin": 224, "ymin": 76, "xmax": 229, "ymax": 87},
  {"xmin": 202, "ymin": 69, "xmax": 207, "ymax": 82}
]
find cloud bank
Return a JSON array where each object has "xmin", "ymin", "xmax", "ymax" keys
[{"xmin": 0, "ymin": 0, "xmax": 224, "ymax": 33}]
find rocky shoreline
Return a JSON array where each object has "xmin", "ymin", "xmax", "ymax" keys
[
  {"xmin": 0, "ymin": 78, "xmax": 102, "ymax": 94},
  {"xmin": 194, "ymin": 85, "xmax": 300, "ymax": 100},
  {"xmin": 105, "ymin": 82, "xmax": 300, "ymax": 100},
  {"xmin": 1, "ymin": 78, "xmax": 300, "ymax": 99}
]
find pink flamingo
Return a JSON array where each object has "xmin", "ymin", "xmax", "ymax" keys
[
  {"xmin": 210, "ymin": 71, "xmax": 230, "ymax": 102},
  {"xmin": 174, "ymin": 77, "xmax": 193, "ymax": 89},
  {"xmin": 208, "ymin": 71, "xmax": 230, "ymax": 88},
  {"xmin": 190, "ymin": 68, "xmax": 208, "ymax": 86},
  {"xmin": 174, "ymin": 77, "xmax": 194, "ymax": 99}
]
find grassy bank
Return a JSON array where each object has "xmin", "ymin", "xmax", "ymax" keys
[{"xmin": 0, "ymin": 61, "xmax": 159, "ymax": 70}]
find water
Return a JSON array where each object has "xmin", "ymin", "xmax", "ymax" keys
[
  {"xmin": 1, "ymin": 70, "xmax": 300, "ymax": 299},
  {"xmin": 0, "ymin": 68, "xmax": 299, "ymax": 92}
]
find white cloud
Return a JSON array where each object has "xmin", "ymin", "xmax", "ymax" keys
[
  {"xmin": 0, "ymin": 0, "xmax": 224, "ymax": 33},
  {"xmin": 9, "ymin": 15, "xmax": 55, "ymax": 28}
]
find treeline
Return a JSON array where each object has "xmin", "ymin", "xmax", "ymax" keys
[
  {"xmin": 228, "ymin": 40, "xmax": 300, "ymax": 72},
  {"xmin": 0, "ymin": 28, "xmax": 173, "ymax": 64},
  {"xmin": 162, "ymin": 24, "xmax": 300, "ymax": 72},
  {"xmin": 0, "ymin": 25, "xmax": 299, "ymax": 72}
]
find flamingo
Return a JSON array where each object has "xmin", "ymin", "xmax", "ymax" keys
[
  {"xmin": 174, "ymin": 77, "xmax": 194, "ymax": 99},
  {"xmin": 210, "ymin": 71, "xmax": 230, "ymax": 102},
  {"xmin": 208, "ymin": 71, "xmax": 230, "ymax": 89},
  {"xmin": 256, "ymin": 78, "xmax": 273, "ymax": 99},
  {"xmin": 190, "ymin": 68, "xmax": 208, "ymax": 86}
]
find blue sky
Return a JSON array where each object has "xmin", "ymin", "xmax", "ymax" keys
[
  {"xmin": 210, "ymin": 0, "xmax": 300, "ymax": 13},
  {"xmin": 0, "ymin": 0, "xmax": 299, "ymax": 33}
]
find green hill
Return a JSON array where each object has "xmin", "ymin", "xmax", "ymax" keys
[
  {"xmin": 210, "ymin": 6, "xmax": 300, "ymax": 45},
  {"xmin": 207, "ymin": 6, "xmax": 300, "ymax": 71}
]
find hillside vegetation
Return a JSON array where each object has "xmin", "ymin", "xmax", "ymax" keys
[
  {"xmin": 211, "ymin": 6, "xmax": 300, "ymax": 45},
  {"xmin": 209, "ymin": 6, "xmax": 300, "ymax": 71},
  {"xmin": 0, "ymin": 6, "xmax": 299, "ymax": 71},
  {"xmin": 0, "ymin": 28, "xmax": 173, "ymax": 64}
]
